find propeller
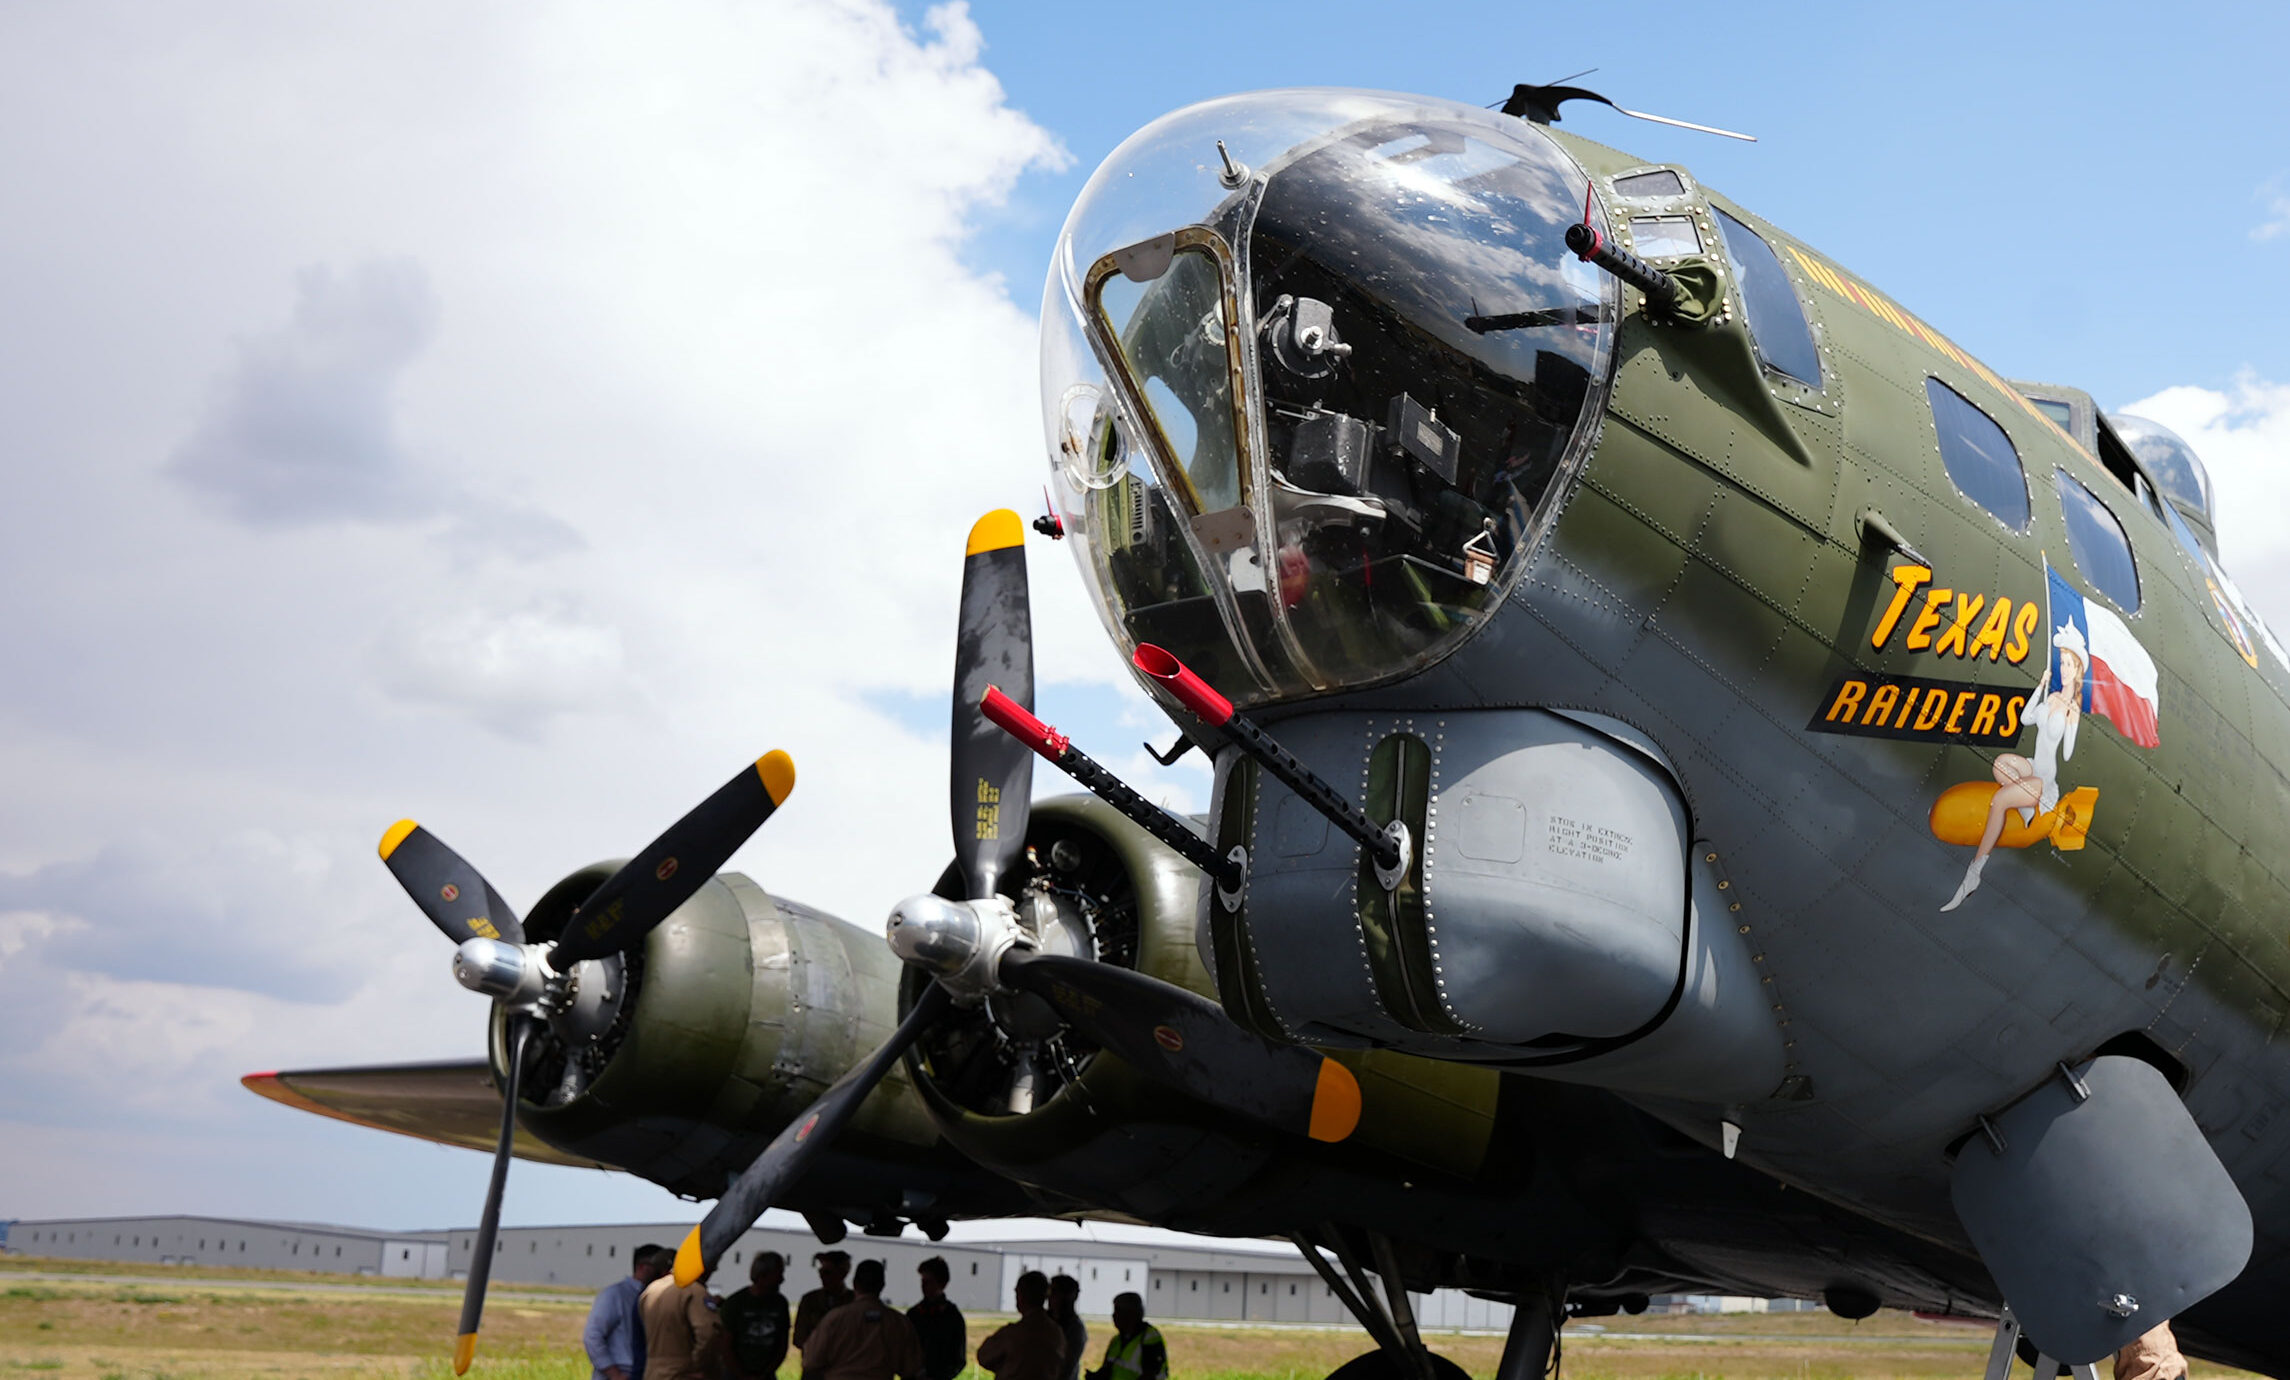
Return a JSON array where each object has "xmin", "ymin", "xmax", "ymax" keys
[
  {"xmin": 951, "ymin": 507, "xmax": 1034, "ymax": 900},
  {"xmin": 455, "ymin": 1014, "xmax": 531, "ymax": 1375},
  {"xmin": 671, "ymin": 510, "xmax": 1360, "ymax": 1288},
  {"xmin": 997, "ymin": 950, "xmax": 1359, "ymax": 1143},
  {"xmin": 376, "ymin": 750, "xmax": 797, "ymax": 1373},
  {"xmin": 553, "ymin": 754, "xmax": 799, "ymax": 966},
  {"xmin": 378, "ymin": 820, "xmax": 523, "ymax": 945},
  {"xmin": 673, "ymin": 980, "xmax": 956, "ymax": 1284}
]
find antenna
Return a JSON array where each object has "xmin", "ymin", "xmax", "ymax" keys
[{"xmin": 1499, "ymin": 82, "xmax": 1755, "ymax": 142}]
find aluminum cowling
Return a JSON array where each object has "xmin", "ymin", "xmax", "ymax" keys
[{"xmin": 506, "ymin": 867, "xmax": 940, "ymax": 1200}]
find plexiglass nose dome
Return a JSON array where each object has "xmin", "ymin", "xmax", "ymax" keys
[{"xmin": 1042, "ymin": 89, "xmax": 1616, "ymax": 705}]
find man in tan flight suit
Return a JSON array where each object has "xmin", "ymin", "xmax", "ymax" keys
[
  {"xmin": 799, "ymin": 1258, "xmax": 924, "ymax": 1380},
  {"xmin": 638, "ymin": 1257, "xmax": 722, "ymax": 1380},
  {"xmin": 976, "ymin": 1270, "xmax": 1066, "ymax": 1380},
  {"xmin": 2115, "ymin": 1322, "xmax": 2188, "ymax": 1380}
]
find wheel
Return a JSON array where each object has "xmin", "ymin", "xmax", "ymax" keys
[{"xmin": 1324, "ymin": 1349, "xmax": 1473, "ymax": 1380}]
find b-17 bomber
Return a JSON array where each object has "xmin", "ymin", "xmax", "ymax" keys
[{"xmin": 247, "ymin": 82, "xmax": 2290, "ymax": 1380}]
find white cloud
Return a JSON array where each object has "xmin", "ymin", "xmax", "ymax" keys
[
  {"xmin": 373, "ymin": 595, "xmax": 633, "ymax": 739},
  {"xmin": 2119, "ymin": 374, "xmax": 2290, "ymax": 631},
  {"xmin": 2253, "ymin": 184, "xmax": 2290, "ymax": 242},
  {"xmin": 168, "ymin": 259, "xmax": 443, "ymax": 525},
  {"xmin": 0, "ymin": 830, "xmax": 383, "ymax": 1001},
  {"xmin": 0, "ymin": 0, "xmax": 1201, "ymax": 1230}
]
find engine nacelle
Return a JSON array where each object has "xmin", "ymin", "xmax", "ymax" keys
[
  {"xmin": 897, "ymin": 794, "xmax": 1308, "ymax": 1218},
  {"xmin": 496, "ymin": 863, "xmax": 957, "ymax": 1205}
]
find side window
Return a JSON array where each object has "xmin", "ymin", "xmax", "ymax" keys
[
  {"xmin": 2157, "ymin": 491, "xmax": 2211, "ymax": 568},
  {"xmin": 2057, "ymin": 468, "xmax": 2140, "ymax": 613},
  {"xmin": 1712, "ymin": 207, "xmax": 1819, "ymax": 387},
  {"xmin": 1925, "ymin": 378, "xmax": 2030, "ymax": 530}
]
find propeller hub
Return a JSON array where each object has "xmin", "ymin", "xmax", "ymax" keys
[
  {"xmin": 452, "ymin": 937, "xmax": 550, "ymax": 1008},
  {"xmin": 886, "ymin": 893, "xmax": 1028, "ymax": 1003}
]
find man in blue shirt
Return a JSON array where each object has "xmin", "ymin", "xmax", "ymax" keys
[{"xmin": 585, "ymin": 1242, "xmax": 666, "ymax": 1380}]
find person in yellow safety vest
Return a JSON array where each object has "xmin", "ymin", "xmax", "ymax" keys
[{"xmin": 1084, "ymin": 1293, "xmax": 1166, "ymax": 1380}]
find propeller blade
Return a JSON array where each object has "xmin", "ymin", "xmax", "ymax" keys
[
  {"xmin": 951, "ymin": 510, "xmax": 1033, "ymax": 900},
  {"xmin": 378, "ymin": 821, "xmax": 524, "ymax": 946},
  {"xmin": 453, "ymin": 1014, "xmax": 532, "ymax": 1374},
  {"xmin": 552, "ymin": 751, "xmax": 797, "ymax": 966},
  {"xmin": 673, "ymin": 980, "xmax": 954, "ymax": 1286},
  {"xmin": 998, "ymin": 951, "xmax": 1360, "ymax": 1144}
]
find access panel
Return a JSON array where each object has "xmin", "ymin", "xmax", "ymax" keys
[{"xmin": 1951, "ymin": 1056, "xmax": 2252, "ymax": 1364}]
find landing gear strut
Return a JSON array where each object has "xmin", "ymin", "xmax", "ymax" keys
[
  {"xmin": 1495, "ymin": 1285, "xmax": 1562, "ymax": 1380},
  {"xmin": 1288, "ymin": 1227, "xmax": 1490, "ymax": 1380},
  {"xmin": 1985, "ymin": 1304, "xmax": 2100, "ymax": 1380}
]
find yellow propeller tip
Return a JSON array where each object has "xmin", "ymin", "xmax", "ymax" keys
[
  {"xmin": 379, "ymin": 819, "xmax": 420, "ymax": 861},
  {"xmin": 965, "ymin": 508, "xmax": 1024, "ymax": 556},
  {"xmin": 1307, "ymin": 1057, "xmax": 1362, "ymax": 1144},
  {"xmin": 672, "ymin": 1225, "xmax": 706, "ymax": 1288},
  {"xmin": 453, "ymin": 1333, "xmax": 476, "ymax": 1374},
  {"xmin": 755, "ymin": 750, "xmax": 797, "ymax": 807}
]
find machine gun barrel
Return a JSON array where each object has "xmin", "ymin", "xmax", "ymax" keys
[
  {"xmin": 1564, "ymin": 221, "xmax": 1681, "ymax": 314},
  {"xmin": 979, "ymin": 686, "xmax": 1243, "ymax": 890},
  {"xmin": 1132, "ymin": 645, "xmax": 1405, "ymax": 876}
]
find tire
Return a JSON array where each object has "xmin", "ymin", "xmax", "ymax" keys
[{"xmin": 1324, "ymin": 1350, "xmax": 1474, "ymax": 1380}]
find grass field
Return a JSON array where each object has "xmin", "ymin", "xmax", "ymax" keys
[{"xmin": 0, "ymin": 1255, "xmax": 2255, "ymax": 1380}]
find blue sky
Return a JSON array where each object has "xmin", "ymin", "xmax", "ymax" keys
[
  {"xmin": 2, "ymin": 0, "xmax": 2287, "ymax": 1241},
  {"xmin": 950, "ymin": 0, "xmax": 2290, "ymax": 410}
]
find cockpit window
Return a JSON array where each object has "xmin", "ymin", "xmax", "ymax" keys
[
  {"xmin": 1242, "ymin": 114, "xmax": 1609, "ymax": 688},
  {"xmin": 1044, "ymin": 91, "xmax": 1616, "ymax": 706},
  {"xmin": 2057, "ymin": 468, "xmax": 2140, "ymax": 613},
  {"xmin": 1926, "ymin": 378, "xmax": 2030, "ymax": 531},
  {"xmin": 1712, "ymin": 207, "xmax": 1820, "ymax": 387},
  {"xmin": 1090, "ymin": 239, "xmax": 1246, "ymax": 514},
  {"xmin": 2157, "ymin": 486, "xmax": 2212, "ymax": 568},
  {"xmin": 2029, "ymin": 397, "xmax": 2074, "ymax": 429},
  {"xmin": 2110, "ymin": 413, "xmax": 2215, "ymax": 521}
]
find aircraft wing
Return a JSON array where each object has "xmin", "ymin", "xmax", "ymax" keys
[{"xmin": 242, "ymin": 1061, "xmax": 607, "ymax": 1169}]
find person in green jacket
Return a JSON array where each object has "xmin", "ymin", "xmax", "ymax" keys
[{"xmin": 1085, "ymin": 1294, "xmax": 1165, "ymax": 1380}]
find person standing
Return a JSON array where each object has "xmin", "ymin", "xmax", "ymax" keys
[
  {"xmin": 719, "ymin": 1251, "xmax": 791, "ymax": 1380},
  {"xmin": 798, "ymin": 1258, "xmax": 923, "ymax": 1380},
  {"xmin": 907, "ymin": 1257, "xmax": 967, "ymax": 1380},
  {"xmin": 1048, "ymin": 1275, "xmax": 1087, "ymax": 1380},
  {"xmin": 2115, "ymin": 1321, "xmax": 2188, "ymax": 1380},
  {"xmin": 976, "ymin": 1271, "xmax": 1065, "ymax": 1380},
  {"xmin": 584, "ymin": 1242, "xmax": 666, "ymax": 1380},
  {"xmin": 640, "ymin": 1255, "xmax": 723, "ymax": 1380},
  {"xmin": 793, "ymin": 1250, "xmax": 854, "ymax": 1351},
  {"xmin": 1084, "ymin": 1293, "xmax": 1165, "ymax": 1380}
]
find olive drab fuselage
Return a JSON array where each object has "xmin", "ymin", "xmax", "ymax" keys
[{"xmin": 1161, "ymin": 116, "xmax": 2290, "ymax": 1354}]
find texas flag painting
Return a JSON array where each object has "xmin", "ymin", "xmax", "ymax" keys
[{"xmin": 2044, "ymin": 560, "xmax": 2161, "ymax": 749}]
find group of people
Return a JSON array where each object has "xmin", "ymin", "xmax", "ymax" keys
[{"xmin": 582, "ymin": 1242, "xmax": 1168, "ymax": 1380}]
